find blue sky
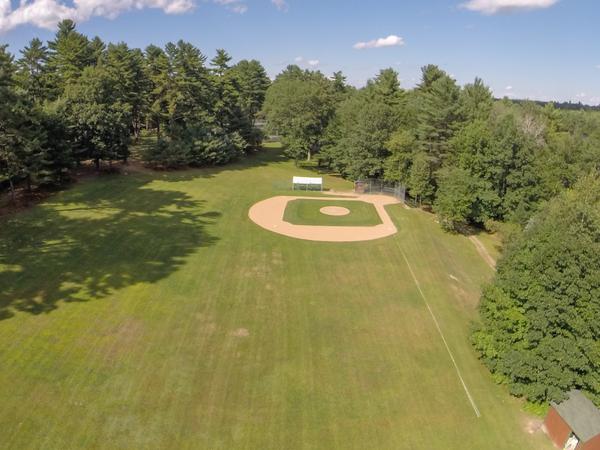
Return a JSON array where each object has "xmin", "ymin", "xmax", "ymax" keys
[{"xmin": 1, "ymin": 0, "xmax": 599, "ymax": 104}]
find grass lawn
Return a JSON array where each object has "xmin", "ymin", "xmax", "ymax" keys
[
  {"xmin": 475, "ymin": 231, "xmax": 504, "ymax": 262},
  {"xmin": 283, "ymin": 199, "xmax": 382, "ymax": 226},
  {"xmin": 0, "ymin": 143, "xmax": 551, "ymax": 449}
]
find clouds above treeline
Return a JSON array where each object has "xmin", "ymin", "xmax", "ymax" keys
[
  {"xmin": 294, "ymin": 56, "xmax": 319, "ymax": 67},
  {"xmin": 460, "ymin": 0, "xmax": 559, "ymax": 15},
  {"xmin": 0, "ymin": 0, "xmax": 286, "ymax": 32},
  {"xmin": 0, "ymin": 0, "xmax": 561, "ymax": 33},
  {"xmin": 353, "ymin": 35, "xmax": 404, "ymax": 50}
]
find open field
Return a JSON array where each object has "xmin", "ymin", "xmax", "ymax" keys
[
  {"xmin": 283, "ymin": 199, "xmax": 382, "ymax": 226},
  {"xmin": 0, "ymin": 143, "xmax": 550, "ymax": 449}
]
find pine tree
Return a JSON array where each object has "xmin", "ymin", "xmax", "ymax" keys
[
  {"xmin": 145, "ymin": 45, "xmax": 171, "ymax": 139},
  {"xmin": 460, "ymin": 77, "xmax": 493, "ymax": 122},
  {"xmin": 417, "ymin": 64, "xmax": 446, "ymax": 92},
  {"xmin": 368, "ymin": 68, "xmax": 403, "ymax": 107},
  {"xmin": 0, "ymin": 46, "xmax": 44, "ymax": 197},
  {"xmin": 104, "ymin": 43, "xmax": 149, "ymax": 139},
  {"xmin": 17, "ymin": 38, "xmax": 49, "ymax": 104},
  {"xmin": 331, "ymin": 71, "xmax": 348, "ymax": 94},
  {"xmin": 46, "ymin": 20, "xmax": 94, "ymax": 97},
  {"xmin": 89, "ymin": 36, "xmax": 106, "ymax": 65},
  {"xmin": 0, "ymin": 45, "xmax": 22, "ymax": 200},
  {"xmin": 229, "ymin": 59, "xmax": 270, "ymax": 124},
  {"xmin": 210, "ymin": 49, "xmax": 232, "ymax": 76},
  {"xmin": 417, "ymin": 73, "xmax": 462, "ymax": 167},
  {"xmin": 60, "ymin": 66, "xmax": 131, "ymax": 168},
  {"xmin": 165, "ymin": 40, "xmax": 211, "ymax": 131}
]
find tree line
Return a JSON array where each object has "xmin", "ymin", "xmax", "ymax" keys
[
  {"xmin": 263, "ymin": 64, "xmax": 600, "ymax": 406},
  {"xmin": 264, "ymin": 64, "xmax": 600, "ymax": 230},
  {"xmin": 0, "ymin": 19, "xmax": 270, "ymax": 200},
  {"xmin": 473, "ymin": 174, "xmax": 600, "ymax": 406}
]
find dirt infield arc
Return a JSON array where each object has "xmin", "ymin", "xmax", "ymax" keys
[{"xmin": 248, "ymin": 193, "xmax": 400, "ymax": 242}]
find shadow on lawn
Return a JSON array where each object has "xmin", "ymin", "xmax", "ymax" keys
[{"xmin": 0, "ymin": 175, "xmax": 220, "ymax": 321}]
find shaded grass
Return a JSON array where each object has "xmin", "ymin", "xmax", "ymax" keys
[
  {"xmin": 283, "ymin": 199, "xmax": 382, "ymax": 226},
  {"xmin": 0, "ymin": 143, "xmax": 551, "ymax": 449}
]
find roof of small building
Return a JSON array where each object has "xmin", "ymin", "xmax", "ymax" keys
[{"xmin": 552, "ymin": 390, "xmax": 600, "ymax": 442}]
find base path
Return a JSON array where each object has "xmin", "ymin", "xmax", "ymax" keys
[{"xmin": 248, "ymin": 193, "xmax": 400, "ymax": 242}]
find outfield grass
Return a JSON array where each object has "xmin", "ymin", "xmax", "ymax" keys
[
  {"xmin": 283, "ymin": 199, "xmax": 382, "ymax": 226},
  {"xmin": 0, "ymin": 143, "xmax": 551, "ymax": 449}
]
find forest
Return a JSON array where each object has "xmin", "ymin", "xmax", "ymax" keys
[
  {"xmin": 0, "ymin": 19, "xmax": 270, "ymax": 201},
  {"xmin": 264, "ymin": 64, "xmax": 600, "ymax": 231},
  {"xmin": 1, "ymin": 20, "xmax": 599, "ymax": 408}
]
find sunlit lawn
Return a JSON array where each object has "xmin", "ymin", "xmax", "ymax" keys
[{"xmin": 0, "ymin": 143, "xmax": 550, "ymax": 449}]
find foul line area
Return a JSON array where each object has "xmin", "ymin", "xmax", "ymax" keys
[{"xmin": 396, "ymin": 242, "xmax": 482, "ymax": 418}]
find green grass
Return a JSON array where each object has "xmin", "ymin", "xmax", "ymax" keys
[
  {"xmin": 283, "ymin": 199, "xmax": 382, "ymax": 226},
  {"xmin": 0, "ymin": 143, "xmax": 551, "ymax": 449},
  {"xmin": 475, "ymin": 231, "xmax": 503, "ymax": 262}
]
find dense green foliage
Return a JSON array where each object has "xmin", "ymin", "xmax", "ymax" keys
[
  {"xmin": 263, "ymin": 65, "xmax": 600, "ymax": 231},
  {"xmin": 472, "ymin": 175, "xmax": 600, "ymax": 405},
  {"xmin": 262, "ymin": 66, "xmax": 337, "ymax": 161},
  {"xmin": 0, "ymin": 20, "xmax": 270, "ymax": 198}
]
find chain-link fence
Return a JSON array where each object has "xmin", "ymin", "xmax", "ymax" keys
[{"xmin": 354, "ymin": 179, "xmax": 406, "ymax": 203}]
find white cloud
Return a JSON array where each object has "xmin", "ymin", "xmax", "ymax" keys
[
  {"xmin": 294, "ymin": 56, "xmax": 319, "ymax": 68},
  {"xmin": 505, "ymin": 85, "xmax": 513, "ymax": 90},
  {"xmin": 460, "ymin": 0, "xmax": 559, "ymax": 15},
  {"xmin": 353, "ymin": 34, "xmax": 404, "ymax": 50},
  {"xmin": 0, "ymin": 0, "xmax": 195, "ymax": 32},
  {"xmin": 214, "ymin": 0, "xmax": 247, "ymax": 14},
  {"xmin": 271, "ymin": 0, "xmax": 287, "ymax": 11},
  {"xmin": 589, "ymin": 96, "xmax": 600, "ymax": 105},
  {"xmin": 231, "ymin": 4, "xmax": 247, "ymax": 13}
]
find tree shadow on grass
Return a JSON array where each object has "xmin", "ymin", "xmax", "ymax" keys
[{"xmin": 0, "ymin": 175, "xmax": 219, "ymax": 321}]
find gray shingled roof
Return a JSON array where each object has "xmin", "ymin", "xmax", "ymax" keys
[{"xmin": 552, "ymin": 390, "xmax": 600, "ymax": 442}]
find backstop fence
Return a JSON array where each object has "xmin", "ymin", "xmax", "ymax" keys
[{"xmin": 354, "ymin": 179, "xmax": 406, "ymax": 203}]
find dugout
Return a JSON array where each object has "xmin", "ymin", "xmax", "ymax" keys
[{"xmin": 292, "ymin": 176, "xmax": 323, "ymax": 191}]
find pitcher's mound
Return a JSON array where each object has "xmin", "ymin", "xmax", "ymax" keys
[{"xmin": 320, "ymin": 206, "xmax": 350, "ymax": 216}]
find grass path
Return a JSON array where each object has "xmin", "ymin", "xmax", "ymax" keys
[
  {"xmin": 0, "ymin": 144, "xmax": 550, "ymax": 449},
  {"xmin": 469, "ymin": 235, "xmax": 497, "ymax": 269}
]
